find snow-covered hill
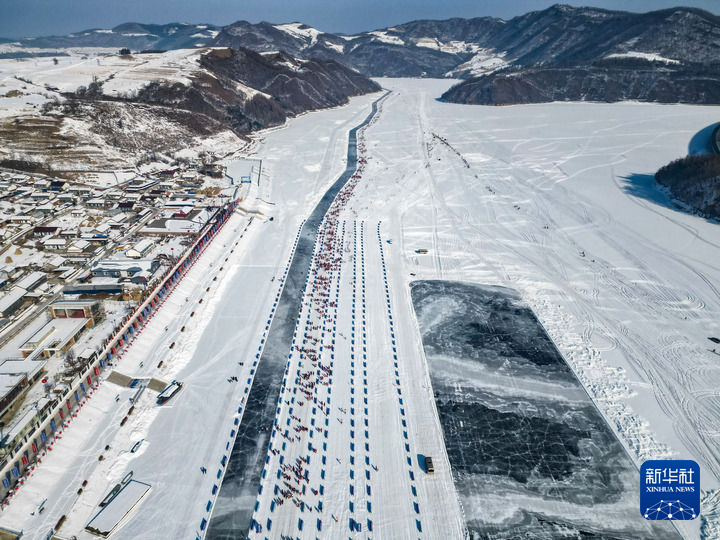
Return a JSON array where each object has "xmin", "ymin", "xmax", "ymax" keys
[{"xmin": 0, "ymin": 47, "xmax": 379, "ymax": 169}]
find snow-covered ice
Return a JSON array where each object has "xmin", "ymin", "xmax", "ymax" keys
[{"xmin": 344, "ymin": 78, "xmax": 720, "ymax": 539}]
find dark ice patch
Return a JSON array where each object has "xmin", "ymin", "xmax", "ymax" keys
[{"xmin": 411, "ymin": 280, "xmax": 679, "ymax": 540}]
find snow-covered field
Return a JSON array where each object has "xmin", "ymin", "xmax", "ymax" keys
[
  {"xmin": 0, "ymin": 48, "xmax": 209, "ymax": 99},
  {"xmin": 445, "ymin": 49, "xmax": 509, "ymax": 77},
  {"xmin": 4, "ymin": 78, "xmax": 720, "ymax": 538}
]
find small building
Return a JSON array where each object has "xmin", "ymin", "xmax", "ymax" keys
[
  {"xmin": 35, "ymin": 202, "xmax": 55, "ymax": 214},
  {"xmin": 117, "ymin": 201, "xmax": 136, "ymax": 211},
  {"xmin": 15, "ymin": 271, "xmax": 46, "ymax": 292},
  {"xmin": 157, "ymin": 182, "xmax": 175, "ymax": 191},
  {"xmin": 29, "ymin": 191, "xmax": 52, "ymax": 201},
  {"xmin": 86, "ymin": 235, "xmax": 109, "ymax": 246},
  {"xmin": 126, "ymin": 239, "xmax": 154, "ymax": 259},
  {"xmin": 32, "ymin": 178, "xmax": 50, "ymax": 189},
  {"xmin": 57, "ymin": 194, "xmax": 76, "ymax": 204},
  {"xmin": 109, "ymin": 214, "xmax": 128, "ymax": 228},
  {"xmin": 49, "ymin": 300, "xmax": 100, "ymax": 322},
  {"xmin": 87, "ymin": 198, "xmax": 106, "ymax": 209},
  {"xmin": 165, "ymin": 197, "xmax": 199, "ymax": 208},
  {"xmin": 139, "ymin": 208, "xmax": 213, "ymax": 236},
  {"xmin": 6, "ymin": 215, "xmax": 34, "ymax": 225},
  {"xmin": 0, "ymin": 356, "xmax": 46, "ymax": 382},
  {"xmin": 32, "ymin": 226, "xmax": 59, "ymax": 237},
  {"xmin": 93, "ymin": 223, "xmax": 111, "ymax": 235},
  {"xmin": 0, "ymin": 373, "xmax": 27, "ymax": 418},
  {"xmin": 77, "ymin": 347, "xmax": 98, "ymax": 364},
  {"xmin": 42, "ymin": 237, "xmax": 68, "ymax": 251},
  {"xmin": 58, "ymin": 267, "xmax": 75, "ymax": 280},
  {"xmin": 63, "ymin": 282, "xmax": 123, "ymax": 295},
  {"xmin": 49, "ymin": 180, "xmax": 68, "ymax": 191},
  {"xmin": 23, "ymin": 290, "xmax": 44, "ymax": 304},
  {"xmin": 0, "ymin": 287, "xmax": 27, "ymax": 317},
  {"xmin": 125, "ymin": 177, "xmax": 159, "ymax": 192},
  {"xmin": 91, "ymin": 259, "xmax": 159, "ymax": 281},
  {"xmin": 18, "ymin": 316, "xmax": 92, "ymax": 358},
  {"xmin": 67, "ymin": 239, "xmax": 91, "ymax": 254},
  {"xmin": 1, "ymin": 265, "xmax": 24, "ymax": 281},
  {"xmin": 46, "ymin": 255, "xmax": 66, "ymax": 269},
  {"xmin": 69, "ymin": 186, "xmax": 93, "ymax": 196}
]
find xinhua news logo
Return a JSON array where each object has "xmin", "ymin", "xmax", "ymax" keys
[{"xmin": 640, "ymin": 460, "xmax": 700, "ymax": 520}]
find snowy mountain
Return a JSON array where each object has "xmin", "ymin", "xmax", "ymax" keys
[
  {"xmin": 440, "ymin": 5, "xmax": 720, "ymax": 104},
  {"xmin": 213, "ymin": 20, "xmax": 477, "ymax": 77},
  {"xmin": 457, "ymin": 4, "xmax": 720, "ymax": 68},
  {"xmin": 1, "ymin": 22, "xmax": 223, "ymax": 53},
  {"xmin": 440, "ymin": 64, "xmax": 720, "ymax": 105},
  {"xmin": 5, "ymin": 4, "xmax": 719, "ymax": 80},
  {"xmin": 213, "ymin": 21, "xmax": 347, "ymax": 58},
  {"xmin": 114, "ymin": 47, "xmax": 379, "ymax": 132},
  {"xmin": 2, "ymin": 4, "xmax": 719, "ymax": 109}
]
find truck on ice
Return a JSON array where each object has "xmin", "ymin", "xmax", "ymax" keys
[{"xmin": 156, "ymin": 380, "xmax": 183, "ymax": 405}]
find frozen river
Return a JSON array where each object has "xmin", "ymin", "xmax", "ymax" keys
[{"xmin": 411, "ymin": 280, "xmax": 680, "ymax": 539}]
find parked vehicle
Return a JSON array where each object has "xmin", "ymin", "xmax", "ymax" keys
[{"xmin": 156, "ymin": 380, "xmax": 183, "ymax": 405}]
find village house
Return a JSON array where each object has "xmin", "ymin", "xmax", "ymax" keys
[
  {"xmin": 86, "ymin": 198, "xmax": 106, "ymax": 209},
  {"xmin": 125, "ymin": 239, "xmax": 154, "ymax": 259},
  {"xmin": 67, "ymin": 239, "xmax": 91, "ymax": 254},
  {"xmin": 32, "ymin": 226, "xmax": 59, "ymax": 238},
  {"xmin": 41, "ymin": 237, "xmax": 68, "ymax": 251}
]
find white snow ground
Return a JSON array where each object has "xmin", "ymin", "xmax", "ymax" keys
[
  {"xmin": 1, "ymin": 49, "xmax": 209, "ymax": 97},
  {"xmin": 4, "ymin": 79, "xmax": 720, "ymax": 539}
]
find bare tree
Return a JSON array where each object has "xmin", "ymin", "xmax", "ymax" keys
[{"xmin": 62, "ymin": 348, "xmax": 84, "ymax": 378}]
